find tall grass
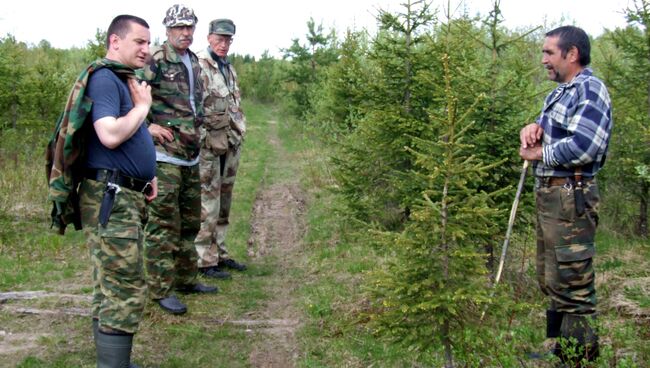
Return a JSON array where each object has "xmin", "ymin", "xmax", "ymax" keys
[{"xmin": 0, "ymin": 129, "xmax": 49, "ymax": 222}]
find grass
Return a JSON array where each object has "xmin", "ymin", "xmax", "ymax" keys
[
  {"xmin": 279, "ymin": 117, "xmax": 650, "ymax": 366},
  {"xmin": 0, "ymin": 101, "xmax": 278, "ymax": 367},
  {"xmin": 1, "ymin": 103, "xmax": 649, "ymax": 367}
]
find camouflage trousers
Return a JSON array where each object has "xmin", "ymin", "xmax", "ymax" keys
[
  {"xmin": 79, "ymin": 179, "xmax": 147, "ymax": 334},
  {"xmin": 145, "ymin": 162, "xmax": 200, "ymax": 299},
  {"xmin": 195, "ymin": 144, "xmax": 241, "ymax": 268},
  {"xmin": 535, "ymin": 178, "xmax": 599, "ymax": 314}
]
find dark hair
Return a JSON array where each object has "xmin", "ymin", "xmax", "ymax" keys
[
  {"xmin": 545, "ymin": 25, "xmax": 591, "ymax": 66},
  {"xmin": 106, "ymin": 15, "xmax": 150, "ymax": 49}
]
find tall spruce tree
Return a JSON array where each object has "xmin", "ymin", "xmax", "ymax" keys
[
  {"xmin": 444, "ymin": 2, "xmax": 544, "ymax": 266},
  {"xmin": 282, "ymin": 18, "xmax": 338, "ymax": 118},
  {"xmin": 308, "ymin": 30, "xmax": 371, "ymax": 139},
  {"xmin": 367, "ymin": 54, "xmax": 508, "ymax": 366},
  {"xmin": 598, "ymin": 0, "xmax": 650, "ymax": 237},
  {"xmin": 331, "ymin": 0, "xmax": 437, "ymax": 227}
]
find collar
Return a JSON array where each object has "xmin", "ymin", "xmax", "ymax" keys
[
  {"xmin": 95, "ymin": 58, "xmax": 136, "ymax": 78},
  {"xmin": 162, "ymin": 41, "xmax": 192, "ymax": 63},
  {"xmin": 564, "ymin": 67, "xmax": 592, "ymax": 88},
  {"xmin": 208, "ymin": 48, "xmax": 229, "ymax": 66}
]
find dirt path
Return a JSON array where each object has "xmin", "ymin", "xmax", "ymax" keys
[
  {"xmin": 0, "ymin": 118, "xmax": 310, "ymax": 367},
  {"xmin": 245, "ymin": 119, "xmax": 307, "ymax": 368}
]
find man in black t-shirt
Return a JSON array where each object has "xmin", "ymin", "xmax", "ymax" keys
[{"xmin": 76, "ymin": 14, "xmax": 156, "ymax": 368}]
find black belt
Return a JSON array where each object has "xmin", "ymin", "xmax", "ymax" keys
[
  {"xmin": 538, "ymin": 176, "xmax": 594, "ymax": 187},
  {"xmin": 85, "ymin": 169, "xmax": 152, "ymax": 194}
]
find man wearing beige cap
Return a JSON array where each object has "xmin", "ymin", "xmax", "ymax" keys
[{"xmin": 195, "ymin": 19, "xmax": 248, "ymax": 280}]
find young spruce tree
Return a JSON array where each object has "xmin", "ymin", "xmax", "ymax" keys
[
  {"xmin": 367, "ymin": 53, "xmax": 512, "ymax": 366},
  {"xmin": 332, "ymin": 0, "xmax": 437, "ymax": 227},
  {"xmin": 598, "ymin": 0, "xmax": 650, "ymax": 237}
]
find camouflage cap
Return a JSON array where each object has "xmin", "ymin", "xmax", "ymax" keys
[
  {"xmin": 209, "ymin": 19, "xmax": 236, "ymax": 36},
  {"xmin": 163, "ymin": 4, "xmax": 198, "ymax": 27}
]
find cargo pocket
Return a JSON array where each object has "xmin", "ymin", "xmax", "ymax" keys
[
  {"xmin": 98, "ymin": 224, "xmax": 141, "ymax": 276},
  {"xmin": 555, "ymin": 243, "xmax": 594, "ymax": 263},
  {"xmin": 554, "ymin": 243, "xmax": 595, "ymax": 286}
]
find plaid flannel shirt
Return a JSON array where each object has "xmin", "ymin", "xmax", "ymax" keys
[{"xmin": 534, "ymin": 68, "xmax": 613, "ymax": 178}]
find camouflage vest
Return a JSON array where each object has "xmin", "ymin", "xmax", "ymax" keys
[
  {"xmin": 46, "ymin": 59, "xmax": 136, "ymax": 234},
  {"xmin": 196, "ymin": 49, "xmax": 246, "ymax": 137},
  {"xmin": 141, "ymin": 41, "xmax": 203, "ymax": 160}
]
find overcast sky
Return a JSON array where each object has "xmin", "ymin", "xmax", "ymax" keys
[{"xmin": 0, "ymin": 0, "xmax": 634, "ymax": 58}]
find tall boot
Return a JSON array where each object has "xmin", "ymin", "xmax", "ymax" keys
[
  {"xmin": 555, "ymin": 313, "xmax": 599, "ymax": 366},
  {"xmin": 92, "ymin": 318, "xmax": 99, "ymax": 341},
  {"xmin": 95, "ymin": 329, "xmax": 140, "ymax": 368},
  {"xmin": 528, "ymin": 309, "xmax": 565, "ymax": 360},
  {"xmin": 547, "ymin": 309, "xmax": 564, "ymax": 338}
]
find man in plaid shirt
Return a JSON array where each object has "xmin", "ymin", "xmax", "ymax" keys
[{"xmin": 520, "ymin": 25, "xmax": 612, "ymax": 365}]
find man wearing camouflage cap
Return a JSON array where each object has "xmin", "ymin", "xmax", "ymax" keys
[
  {"xmin": 194, "ymin": 18, "xmax": 248, "ymax": 279},
  {"xmin": 141, "ymin": 4, "xmax": 217, "ymax": 316}
]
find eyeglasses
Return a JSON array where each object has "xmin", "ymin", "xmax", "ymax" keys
[{"xmin": 214, "ymin": 36, "xmax": 233, "ymax": 46}]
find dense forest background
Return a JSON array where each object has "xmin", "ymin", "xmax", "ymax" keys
[{"xmin": 1, "ymin": 0, "xmax": 649, "ymax": 366}]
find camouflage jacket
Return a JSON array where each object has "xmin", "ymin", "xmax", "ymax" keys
[
  {"xmin": 196, "ymin": 49, "xmax": 246, "ymax": 144},
  {"xmin": 141, "ymin": 41, "xmax": 203, "ymax": 160},
  {"xmin": 46, "ymin": 59, "xmax": 136, "ymax": 234}
]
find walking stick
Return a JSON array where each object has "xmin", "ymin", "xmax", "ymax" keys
[{"xmin": 481, "ymin": 159, "xmax": 529, "ymax": 320}]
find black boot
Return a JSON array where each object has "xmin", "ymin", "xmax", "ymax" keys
[
  {"xmin": 199, "ymin": 266, "xmax": 231, "ymax": 279},
  {"xmin": 555, "ymin": 314, "xmax": 599, "ymax": 366},
  {"xmin": 95, "ymin": 329, "xmax": 140, "ymax": 368},
  {"xmin": 547, "ymin": 309, "xmax": 564, "ymax": 338},
  {"xmin": 219, "ymin": 258, "xmax": 247, "ymax": 271},
  {"xmin": 92, "ymin": 318, "xmax": 99, "ymax": 341},
  {"xmin": 527, "ymin": 310, "xmax": 565, "ymax": 360}
]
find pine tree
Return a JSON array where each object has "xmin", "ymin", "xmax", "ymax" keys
[
  {"xmin": 282, "ymin": 18, "xmax": 339, "ymax": 118},
  {"xmin": 444, "ymin": 2, "xmax": 544, "ymax": 265},
  {"xmin": 331, "ymin": 0, "xmax": 437, "ymax": 227},
  {"xmin": 367, "ymin": 53, "xmax": 507, "ymax": 366},
  {"xmin": 308, "ymin": 30, "xmax": 371, "ymax": 139},
  {"xmin": 598, "ymin": 0, "xmax": 650, "ymax": 237}
]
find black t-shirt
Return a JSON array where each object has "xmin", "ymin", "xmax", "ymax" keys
[{"xmin": 84, "ymin": 68, "xmax": 156, "ymax": 180}]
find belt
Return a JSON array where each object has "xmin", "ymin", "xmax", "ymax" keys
[
  {"xmin": 538, "ymin": 176, "xmax": 593, "ymax": 187},
  {"xmin": 85, "ymin": 169, "xmax": 152, "ymax": 194}
]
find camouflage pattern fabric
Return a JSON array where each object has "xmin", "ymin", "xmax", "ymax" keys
[
  {"xmin": 196, "ymin": 48, "xmax": 246, "ymax": 141},
  {"xmin": 535, "ymin": 179, "xmax": 599, "ymax": 314},
  {"xmin": 194, "ymin": 50, "xmax": 246, "ymax": 267},
  {"xmin": 46, "ymin": 59, "xmax": 136, "ymax": 234},
  {"xmin": 139, "ymin": 41, "xmax": 203, "ymax": 161},
  {"xmin": 162, "ymin": 4, "xmax": 198, "ymax": 27},
  {"xmin": 195, "ymin": 145, "xmax": 241, "ymax": 267},
  {"xmin": 145, "ymin": 162, "xmax": 200, "ymax": 298},
  {"xmin": 79, "ymin": 179, "xmax": 147, "ymax": 333},
  {"xmin": 209, "ymin": 19, "xmax": 235, "ymax": 36}
]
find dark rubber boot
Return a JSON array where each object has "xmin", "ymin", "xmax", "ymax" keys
[
  {"xmin": 96, "ymin": 329, "xmax": 138, "ymax": 368},
  {"xmin": 527, "ymin": 310, "xmax": 565, "ymax": 360},
  {"xmin": 92, "ymin": 318, "xmax": 99, "ymax": 341},
  {"xmin": 555, "ymin": 314, "xmax": 599, "ymax": 366},
  {"xmin": 547, "ymin": 309, "xmax": 564, "ymax": 338}
]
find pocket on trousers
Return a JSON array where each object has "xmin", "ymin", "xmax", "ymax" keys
[
  {"xmin": 98, "ymin": 224, "xmax": 141, "ymax": 275},
  {"xmin": 558, "ymin": 185, "xmax": 575, "ymax": 221},
  {"xmin": 554, "ymin": 243, "xmax": 594, "ymax": 263},
  {"xmin": 99, "ymin": 224, "xmax": 139, "ymax": 240}
]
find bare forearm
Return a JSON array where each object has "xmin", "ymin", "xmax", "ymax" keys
[{"xmin": 94, "ymin": 105, "xmax": 149, "ymax": 149}]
